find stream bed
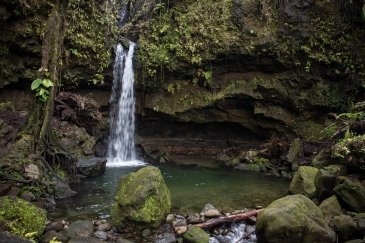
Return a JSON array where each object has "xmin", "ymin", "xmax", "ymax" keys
[{"xmin": 51, "ymin": 164, "xmax": 289, "ymax": 220}]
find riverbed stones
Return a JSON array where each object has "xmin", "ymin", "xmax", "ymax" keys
[
  {"xmin": 182, "ymin": 225, "xmax": 209, "ymax": 243},
  {"xmin": 201, "ymin": 203, "xmax": 220, "ymax": 218},
  {"xmin": 334, "ymin": 176, "xmax": 365, "ymax": 212},
  {"xmin": 110, "ymin": 166, "xmax": 171, "ymax": 228},
  {"xmin": 41, "ymin": 230, "xmax": 68, "ymax": 243},
  {"xmin": 96, "ymin": 223, "xmax": 111, "ymax": 231},
  {"xmin": 155, "ymin": 232, "xmax": 176, "ymax": 243},
  {"xmin": 319, "ymin": 195, "xmax": 343, "ymax": 218},
  {"xmin": 256, "ymin": 194, "xmax": 336, "ymax": 243},
  {"xmin": 68, "ymin": 221, "xmax": 94, "ymax": 238},
  {"xmin": 76, "ymin": 157, "xmax": 106, "ymax": 177},
  {"xmin": 93, "ymin": 230, "xmax": 108, "ymax": 240},
  {"xmin": 289, "ymin": 166, "xmax": 319, "ymax": 199},
  {"xmin": 45, "ymin": 220, "xmax": 64, "ymax": 232}
]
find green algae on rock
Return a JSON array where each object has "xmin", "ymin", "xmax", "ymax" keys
[
  {"xmin": 256, "ymin": 194, "xmax": 336, "ymax": 243},
  {"xmin": 110, "ymin": 166, "xmax": 171, "ymax": 228},
  {"xmin": 182, "ymin": 225, "xmax": 210, "ymax": 243},
  {"xmin": 289, "ymin": 166, "xmax": 319, "ymax": 199},
  {"xmin": 0, "ymin": 196, "xmax": 46, "ymax": 239}
]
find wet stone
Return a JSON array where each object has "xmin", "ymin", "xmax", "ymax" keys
[
  {"xmin": 93, "ymin": 231, "xmax": 108, "ymax": 240},
  {"xmin": 45, "ymin": 221, "xmax": 64, "ymax": 232}
]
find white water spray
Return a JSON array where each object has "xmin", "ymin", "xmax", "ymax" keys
[{"xmin": 107, "ymin": 43, "xmax": 145, "ymax": 167}]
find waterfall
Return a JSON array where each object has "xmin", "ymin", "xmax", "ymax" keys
[{"xmin": 107, "ymin": 43, "xmax": 145, "ymax": 167}]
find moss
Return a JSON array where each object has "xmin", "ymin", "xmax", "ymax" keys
[
  {"xmin": 289, "ymin": 166, "xmax": 319, "ymax": 199},
  {"xmin": 182, "ymin": 225, "xmax": 210, "ymax": 243},
  {"xmin": 111, "ymin": 166, "xmax": 171, "ymax": 227},
  {"xmin": 0, "ymin": 196, "xmax": 46, "ymax": 239}
]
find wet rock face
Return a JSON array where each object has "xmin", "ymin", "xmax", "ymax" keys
[
  {"xmin": 256, "ymin": 194, "xmax": 336, "ymax": 243},
  {"xmin": 110, "ymin": 166, "xmax": 171, "ymax": 228},
  {"xmin": 76, "ymin": 157, "xmax": 106, "ymax": 177}
]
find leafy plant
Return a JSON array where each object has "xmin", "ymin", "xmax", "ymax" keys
[{"xmin": 31, "ymin": 78, "xmax": 54, "ymax": 103}]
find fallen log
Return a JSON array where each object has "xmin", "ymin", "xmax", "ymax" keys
[{"xmin": 193, "ymin": 209, "xmax": 262, "ymax": 229}]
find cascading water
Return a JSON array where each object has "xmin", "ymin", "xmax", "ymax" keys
[{"xmin": 107, "ymin": 43, "xmax": 145, "ymax": 167}]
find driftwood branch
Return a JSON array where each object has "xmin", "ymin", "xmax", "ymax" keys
[{"xmin": 194, "ymin": 209, "xmax": 262, "ymax": 229}]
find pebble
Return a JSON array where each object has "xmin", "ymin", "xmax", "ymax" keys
[
  {"xmin": 93, "ymin": 231, "xmax": 108, "ymax": 240},
  {"xmin": 96, "ymin": 223, "xmax": 111, "ymax": 232},
  {"xmin": 141, "ymin": 228, "xmax": 152, "ymax": 237},
  {"xmin": 45, "ymin": 221, "xmax": 64, "ymax": 232},
  {"xmin": 166, "ymin": 214, "xmax": 175, "ymax": 223},
  {"xmin": 175, "ymin": 226, "xmax": 187, "ymax": 235},
  {"xmin": 172, "ymin": 219, "xmax": 187, "ymax": 227},
  {"xmin": 187, "ymin": 214, "xmax": 203, "ymax": 224}
]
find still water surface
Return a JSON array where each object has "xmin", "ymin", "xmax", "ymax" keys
[{"xmin": 51, "ymin": 164, "xmax": 289, "ymax": 220}]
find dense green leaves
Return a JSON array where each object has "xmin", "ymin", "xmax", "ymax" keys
[{"xmin": 31, "ymin": 78, "xmax": 53, "ymax": 103}]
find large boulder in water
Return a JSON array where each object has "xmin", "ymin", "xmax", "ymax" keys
[
  {"xmin": 289, "ymin": 166, "xmax": 319, "ymax": 199},
  {"xmin": 110, "ymin": 166, "xmax": 171, "ymax": 228},
  {"xmin": 76, "ymin": 157, "xmax": 106, "ymax": 177},
  {"xmin": 256, "ymin": 195, "xmax": 336, "ymax": 243}
]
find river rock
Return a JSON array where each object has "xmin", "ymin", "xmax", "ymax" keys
[
  {"xmin": 256, "ymin": 194, "xmax": 336, "ymax": 243},
  {"xmin": 315, "ymin": 165, "xmax": 346, "ymax": 200},
  {"xmin": 201, "ymin": 203, "xmax": 220, "ymax": 218},
  {"xmin": 187, "ymin": 214, "xmax": 204, "ymax": 224},
  {"xmin": 96, "ymin": 223, "xmax": 111, "ymax": 232},
  {"xmin": 319, "ymin": 195, "xmax": 343, "ymax": 218},
  {"xmin": 330, "ymin": 215, "xmax": 358, "ymax": 242},
  {"xmin": 155, "ymin": 232, "xmax": 176, "ymax": 243},
  {"xmin": 175, "ymin": 226, "xmax": 188, "ymax": 235},
  {"xmin": 52, "ymin": 178, "xmax": 77, "ymax": 199},
  {"xmin": 45, "ymin": 221, "xmax": 64, "ymax": 232},
  {"xmin": 234, "ymin": 163, "xmax": 261, "ymax": 172},
  {"xmin": 93, "ymin": 230, "xmax": 108, "ymax": 240},
  {"xmin": 67, "ymin": 221, "xmax": 94, "ymax": 238},
  {"xmin": 110, "ymin": 166, "xmax": 171, "ymax": 228},
  {"xmin": 334, "ymin": 176, "xmax": 365, "ymax": 212},
  {"xmin": 182, "ymin": 225, "xmax": 209, "ymax": 243},
  {"xmin": 289, "ymin": 166, "xmax": 319, "ymax": 199},
  {"xmin": 41, "ymin": 230, "xmax": 68, "ymax": 243},
  {"xmin": 166, "ymin": 214, "xmax": 175, "ymax": 223},
  {"xmin": 0, "ymin": 232, "xmax": 32, "ymax": 243},
  {"xmin": 76, "ymin": 157, "xmax": 106, "ymax": 177}
]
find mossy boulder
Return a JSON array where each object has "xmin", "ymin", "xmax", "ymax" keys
[
  {"xmin": 315, "ymin": 165, "xmax": 346, "ymax": 200},
  {"xmin": 286, "ymin": 138, "xmax": 303, "ymax": 171},
  {"xmin": 330, "ymin": 215, "xmax": 358, "ymax": 242},
  {"xmin": 182, "ymin": 225, "xmax": 209, "ymax": 243},
  {"xmin": 256, "ymin": 195, "xmax": 336, "ymax": 243},
  {"xmin": 110, "ymin": 166, "xmax": 171, "ymax": 228},
  {"xmin": 0, "ymin": 196, "xmax": 47, "ymax": 238},
  {"xmin": 319, "ymin": 195, "xmax": 343, "ymax": 218},
  {"xmin": 334, "ymin": 176, "xmax": 365, "ymax": 212},
  {"xmin": 289, "ymin": 166, "xmax": 320, "ymax": 199}
]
